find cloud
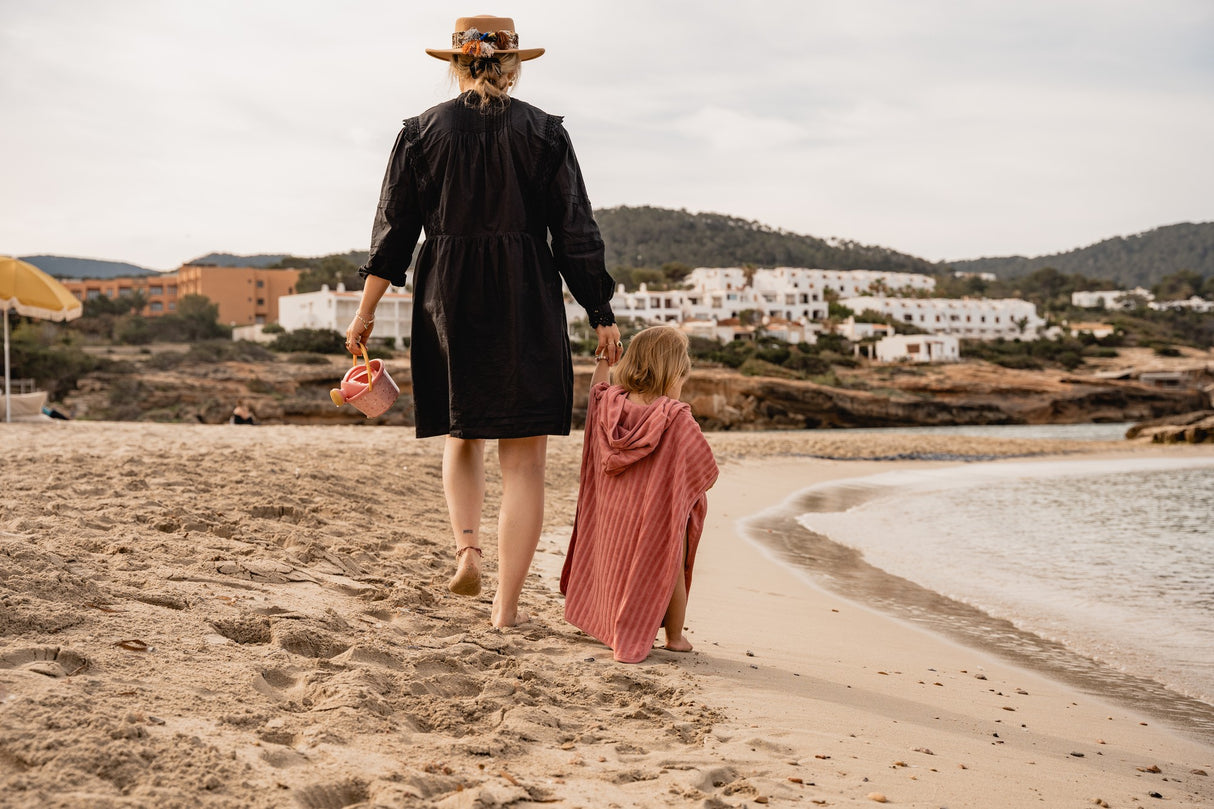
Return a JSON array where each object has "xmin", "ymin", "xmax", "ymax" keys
[{"xmin": 1, "ymin": 0, "xmax": 1211, "ymax": 266}]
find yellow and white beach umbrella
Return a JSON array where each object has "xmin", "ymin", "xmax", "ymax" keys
[{"xmin": 1, "ymin": 256, "xmax": 84, "ymax": 422}]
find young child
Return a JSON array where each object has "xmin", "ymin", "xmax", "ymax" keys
[{"xmin": 560, "ymin": 326, "xmax": 718, "ymax": 663}]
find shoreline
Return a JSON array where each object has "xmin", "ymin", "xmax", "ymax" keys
[
  {"xmin": 1, "ymin": 423, "xmax": 1212, "ymax": 807},
  {"xmin": 683, "ymin": 445, "xmax": 1214, "ymax": 806},
  {"xmin": 733, "ymin": 452, "xmax": 1214, "ymax": 744}
]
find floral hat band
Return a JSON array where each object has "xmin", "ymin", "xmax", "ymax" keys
[
  {"xmin": 454, "ymin": 28, "xmax": 518, "ymax": 57},
  {"xmin": 425, "ymin": 15, "xmax": 545, "ymax": 62}
]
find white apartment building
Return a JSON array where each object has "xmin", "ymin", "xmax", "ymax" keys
[
  {"xmin": 608, "ymin": 283, "xmax": 688, "ymax": 323},
  {"xmin": 841, "ymin": 296, "xmax": 1045, "ymax": 340},
  {"xmin": 582, "ymin": 268, "xmax": 937, "ymax": 330},
  {"xmin": 278, "ymin": 283, "xmax": 413, "ymax": 346},
  {"xmin": 1071, "ymin": 288, "xmax": 1153, "ymax": 309},
  {"xmin": 875, "ymin": 334, "xmax": 961, "ymax": 363},
  {"xmin": 836, "ymin": 316, "xmax": 895, "ymax": 342},
  {"xmin": 1149, "ymin": 296, "xmax": 1214, "ymax": 313}
]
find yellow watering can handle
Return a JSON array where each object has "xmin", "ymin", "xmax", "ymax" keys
[{"xmin": 352, "ymin": 343, "xmax": 374, "ymax": 394}]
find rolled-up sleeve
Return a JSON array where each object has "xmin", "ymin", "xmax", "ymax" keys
[
  {"xmin": 546, "ymin": 123, "xmax": 615, "ymax": 328},
  {"xmin": 359, "ymin": 125, "xmax": 423, "ymax": 287}
]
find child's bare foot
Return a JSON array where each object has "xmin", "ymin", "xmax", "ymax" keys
[
  {"xmin": 664, "ymin": 634, "xmax": 693, "ymax": 653},
  {"xmin": 448, "ymin": 546, "xmax": 482, "ymax": 596}
]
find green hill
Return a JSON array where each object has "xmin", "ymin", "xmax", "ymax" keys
[
  {"xmin": 593, "ymin": 206, "xmax": 940, "ymax": 274},
  {"xmin": 187, "ymin": 253, "xmax": 290, "ymax": 268},
  {"xmin": 21, "ymin": 255, "xmax": 159, "ymax": 279},
  {"xmin": 947, "ymin": 222, "xmax": 1214, "ymax": 286}
]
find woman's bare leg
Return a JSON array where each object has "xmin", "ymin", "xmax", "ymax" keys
[
  {"xmin": 444, "ymin": 437, "xmax": 486, "ymax": 595},
  {"xmin": 491, "ymin": 435, "xmax": 547, "ymax": 627},
  {"xmin": 664, "ymin": 533, "xmax": 693, "ymax": 652}
]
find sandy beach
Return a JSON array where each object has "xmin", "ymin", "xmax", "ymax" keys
[{"xmin": 1, "ymin": 422, "xmax": 1212, "ymax": 808}]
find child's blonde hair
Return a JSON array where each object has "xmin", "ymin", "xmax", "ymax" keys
[{"xmin": 613, "ymin": 326, "xmax": 691, "ymax": 399}]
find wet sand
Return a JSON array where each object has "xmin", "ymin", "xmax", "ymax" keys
[{"xmin": 0, "ymin": 422, "xmax": 1211, "ymax": 807}]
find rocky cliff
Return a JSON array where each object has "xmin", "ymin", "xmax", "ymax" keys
[{"xmin": 65, "ymin": 355, "xmax": 1208, "ymax": 430}]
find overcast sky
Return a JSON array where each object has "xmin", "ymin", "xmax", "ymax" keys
[{"xmin": 3, "ymin": 0, "xmax": 1212, "ymax": 270}]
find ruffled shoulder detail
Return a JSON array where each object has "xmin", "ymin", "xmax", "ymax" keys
[
  {"xmin": 535, "ymin": 112, "xmax": 567, "ymax": 190},
  {"xmin": 398, "ymin": 115, "xmax": 430, "ymax": 195}
]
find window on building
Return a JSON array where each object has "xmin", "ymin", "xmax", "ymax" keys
[
  {"xmin": 257, "ymin": 298, "xmax": 265, "ymax": 306},
  {"xmin": 86, "ymin": 289, "xmax": 101, "ymax": 299},
  {"xmin": 168, "ymin": 285, "xmax": 177, "ymax": 294},
  {"xmin": 149, "ymin": 286, "xmax": 162, "ymax": 296},
  {"xmin": 150, "ymin": 301, "xmax": 164, "ymax": 312},
  {"xmin": 907, "ymin": 343, "xmax": 920, "ymax": 353},
  {"xmin": 168, "ymin": 302, "xmax": 176, "ymax": 311},
  {"xmin": 256, "ymin": 280, "xmax": 265, "ymax": 288},
  {"xmin": 255, "ymin": 315, "xmax": 266, "ymax": 325},
  {"xmin": 903, "ymin": 314, "xmax": 914, "ymax": 322}
]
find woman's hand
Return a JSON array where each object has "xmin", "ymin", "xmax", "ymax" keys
[
  {"xmin": 345, "ymin": 312, "xmax": 376, "ymax": 355},
  {"xmin": 595, "ymin": 323, "xmax": 623, "ymax": 364}
]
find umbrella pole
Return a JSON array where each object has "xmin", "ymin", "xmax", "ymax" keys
[{"xmin": 3, "ymin": 307, "xmax": 10, "ymax": 423}]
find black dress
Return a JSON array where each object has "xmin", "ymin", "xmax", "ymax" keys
[{"xmin": 360, "ymin": 92, "xmax": 616, "ymax": 439}]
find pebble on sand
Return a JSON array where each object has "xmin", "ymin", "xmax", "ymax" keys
[{"xmin": 867, "ymin": 792, "xmax": 888, "ymax": 803}]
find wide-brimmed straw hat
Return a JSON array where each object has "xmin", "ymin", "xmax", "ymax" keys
[{"xmin": 425, "ymin": 15, "xmax": 544, "ymax": 62}]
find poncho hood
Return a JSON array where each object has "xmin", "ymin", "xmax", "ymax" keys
[{"xmin": 593, "ymin": 384, "xmax": 688, "ymax": 476}]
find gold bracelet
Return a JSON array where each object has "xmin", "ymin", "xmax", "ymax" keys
[{"xmin": 356, "ymin": 312, "xmax": 375, "ymax": 328}]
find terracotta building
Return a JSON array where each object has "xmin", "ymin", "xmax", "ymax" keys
[
  {"xmin": 175, "ymin": 265, "xmax": 301, "ymax": 326},
  {"xmin": 61, "ymin": 265, "xmax": 302, "ymax": 326},
  {"xmin": 61, "ymin": 274, "xmax": 180, "ymax": 316}
]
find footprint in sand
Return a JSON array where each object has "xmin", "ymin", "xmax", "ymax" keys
[
  {"xmin": 209, "ymin": 615, "xmax": 273, "ymax": 645},
  {"xmin": 259, "ymin": 746, "xmax": 310, "ymax": 769},
  {"xmin": 0, "ymin": 646, "xmax": 89, "ymax": 678},
  {"xmin": 252, "ymin": 667, "xmax": 308, "ymax": 703},
  {"xmin": 272, "ymin": 622, "xmax": 350, "ymax": 659},
  {"xmin": 292, "ymin": 780, "xmax": 369, "ymax": 809}
]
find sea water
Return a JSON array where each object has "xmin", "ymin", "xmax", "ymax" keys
[{"xmin": 788, "ymin": 456, "xmax": 1214, "ymax": 714}]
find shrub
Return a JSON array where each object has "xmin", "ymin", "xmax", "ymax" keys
[
  {"xmin": 1056, "ymin": 351, "xmax": 1084, "ymax": 370},
  {"xmin": 754, "ymin": 344, "xmax": 790, "ymax": 365},
  {"xmin": 815, "ymin": 333, "xmax": 847, "ymax": 353},
  {"xmin": 702, "ymin": 339, "xmax": 756, "ymax": 369},
  {"xmin": 185, "ymin": 340, "xmax": 275, "ymax": 363},
  {"xmin": 6, "ymin": 322, "xmax": 105, "ymax": 399},
  {"xmin": 145, "ymin": 351, "xmax": 188, "ymax": 370},
  {"xmin": 268, "ymin": 328, "xmax": 346, "ymax": 354},
  {"xmin": 1082, "ymin": 346, "xmax": 1119, "ymax": 358},
  {"xmin": 782, "ymin": 353, "xmax": 831, "ymax": 375},
  {"xmin": 992, "ymin": 354, "xmax": 1044, "ymax": 370},
  {"xmin": 287, "ymin": 352, "xmax": 334, "ymax": 365},
  {"xmin": 737, "ymin": 357, "xmax": 801, "ymax": 379}
]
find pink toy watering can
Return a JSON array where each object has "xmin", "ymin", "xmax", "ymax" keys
[{"xmin": 329, "ymin": 344, "xmax": 399, "ymax": 418}]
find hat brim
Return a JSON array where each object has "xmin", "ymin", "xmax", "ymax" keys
[{"xmin": 425, "ymin": 47, "xmax": 544, "ymax": 62}]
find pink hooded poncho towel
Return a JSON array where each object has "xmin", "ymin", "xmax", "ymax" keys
[{"xmin": 560, "ymin": 382, "xmax": 719, "ymax": 663}]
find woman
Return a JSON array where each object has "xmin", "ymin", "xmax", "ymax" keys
[{"xmin": 346, "ymin": 15, "xmax": 621, "ymax": 628}]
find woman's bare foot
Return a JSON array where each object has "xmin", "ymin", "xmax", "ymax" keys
[
  {"xmin": 491, "ymin": 601, "xmax": 530, "ymax": 628},
  {"xmin": 664, "ymin": 634, "xmax": 693, "ymax": 653},
  {"xmin": 448, "ymin": 546, "xmax": 482, "ymax": 596}
]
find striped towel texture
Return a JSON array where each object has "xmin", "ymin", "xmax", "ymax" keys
[{"xmin": 560, "ymin": 382, "xmax": 719, "ymax": 663}]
